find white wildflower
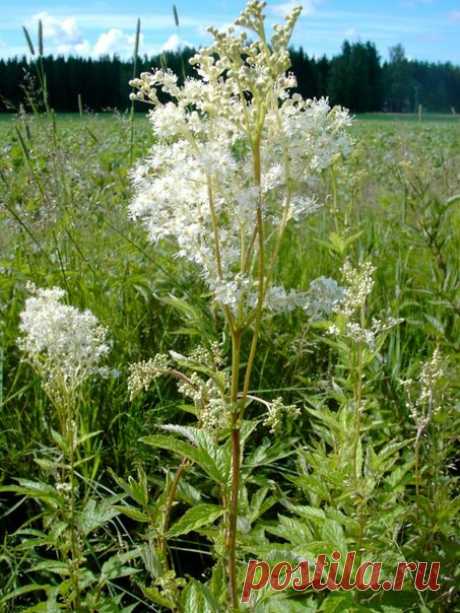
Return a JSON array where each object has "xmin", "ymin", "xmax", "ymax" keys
[
  {"xmin": 263, "ymin": 396, "xmax": 301, "ymax": 434},
  {"xmin": 18, "ymin": 284, "xmax": 110, "ymax": 392},
  {"xmin": 327, "ymin": 323, "xmax": 340, "ymax": 336},
  {"xmin": 339, "ymin": 260, "xmax": 376, "ymax": 317},
  {"xmin": 264, "ymin": 285, "xmax": 307, "ymax": 313},
  {"xmin": 129, "ymin": 0, "xmax": 352, "ymax": 317},
  {"xmin": 345, "ymin": 322, "xmax": 376, "ymax": 349},
  {"xmin": 128, "ymin": 353, "xmax": 170, "ymax": 400},
  {"xmin": 304, "ymin": 276, "xmax": 345, "ymax": 321},
  {"xmin": 404, "ymin": 347, "xmax": 445, "ymax": 435}
]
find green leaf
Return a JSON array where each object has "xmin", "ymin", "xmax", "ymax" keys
[
  {"xmin": 161, "ymin": 425, "xmax": 229, "ymax": 479},
  {"xmin": 143, "ymin": 585, "xmax": 176, "ymax": 609},
  {"xmin": 285, "ymin": 503, "xmax": 326, "ymax": 522},
  {"xmin": 321, "ymin": 519, "xmax": 347, "ymax": 554},
  {"xmin": 0, "ymin": 479, "xmax": 61, "ymax": 505},
  {"xmin": 77, "ymin": 430, "xmax": 103, "ymax": 447},
  {"xmin": 267, "ymin": 515, "xmax": 313, "ymax": 543},
  {"xmin": 114, "ymin": 504, "xmax": 150, "ymax": 523},
  {"xmin": 319, "ymin": 592, "xmax": 356, "ymax": 612},
  {"xmin": 446, "ymin": 193, "xmax": 460, "ymax": 207},
  {"xmin": 255, "ymin": 593, "xmax": 318, "ymax": 612},
  {"xmin": 100, "ymin": 554, "xmax": 140, "ymax": 582},
  {"xmin": 141, "ymin": 433, "xmax": 225, "ymax": 483},
  {"xmin": 182, "ymin": 580, "xmax": 219, "ymax": 613},
  {"xmin": 30, "ymin": 560, "xmax": 69, "ymax": 576},
  {"xmin": 79, "ymin": 498, "xmax": 120, "ymax": 535},
  {"xmin": 108, "ymin": 467, "xmax": 149, "ymax": 507},
  {"xmin": 168, "ymin": 503, "xmax": 223, "ymax": 537},
  {"xmin": 24, "ymin": 586, "xmax": 61, "ymax": 612},
  {"xmin": 0, "ymin": 584, "xmax": 51, "ymax": 606}
]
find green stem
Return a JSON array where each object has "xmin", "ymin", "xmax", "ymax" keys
[
  {"xmin": 227, "ymin": 131, "xmax": 265, "ymax": 610},
  {"xmin": 352, "ymin": 307, "xmax": 365, "ymax": 481},
  {"xmin": 67, "ymin": 412, "xmax": 81, "ymax": 611},
  {"xmin": 415, "ymin": 431, "xmax": 421, "ymax": 503},
  {"xmin": 227, "ymin": 330, "xmax": 241, "ymax": 611},
  {"xmin": 160, "ymin": 458, "xmax": 189, "ymax": 568}
]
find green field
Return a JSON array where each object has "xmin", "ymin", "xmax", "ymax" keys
[{"xmin": 0, "ymin": 108, "xmax": 459, "ymax": 611}]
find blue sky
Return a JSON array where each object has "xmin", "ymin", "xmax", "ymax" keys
[{"xmin": 1, "ymin": 1, "xmax": 459, "ymax": 63}]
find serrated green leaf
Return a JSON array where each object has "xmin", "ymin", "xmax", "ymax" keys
[
  {"xmin": 168, "ymin": 503, "xmax": 223, "ymax": 537},
  {"xmin": 182, "ymin": 580, "xmax": 219, "ymax": 613},
  {"xmin": 30, "ymin": 560, "xmax": 69, "ymax": 576},
  {"xmin": 79, "ymin": 498, "xmax": 120, "ymax": 535},
  {"xmin": 0, "ymin": 584, "xmax": 51, "ymax": 606},
  {"xmin": 141, "ymin": 433, "xmax": 225, "ymax": 483},
  {"xmin": 114, "ymin": 504, "xmax": 150, "ymax": 523},
  {"xmin": 100, "ymin": 554, "xmax": 140, "ymax": 581}
]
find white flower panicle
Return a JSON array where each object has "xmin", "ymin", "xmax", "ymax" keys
[
  {"xmin": 340, "ymin": 260, "xmax": 376, "ymax": 317},
  {"xmin": 263, "ymin": 396, "xmax": 301, "ymax": 434},
  {"xmin": 403, "ymin": 347, "xmax": 445, "ymax": 434},
  {"xmin": 304, "ymin": 276, "xmax": 345, "ymax": 321},
  {"xmin": 325, "ymin": 262, "xmax": 402, "ymax": 348},
  {"xmin": 18, "ymin": 284, "xmax": 110, "ymax": 390},
  {"xmin": 129, "ymin": 0, "xmax": 352, "ymax": 316},
  {"xmin": 128, "ymin": 353, "xmax": 170, "ymax": 401},
  {"xmin": 128, "ymin": 344, "xmax": 230, "ymax": 432}
]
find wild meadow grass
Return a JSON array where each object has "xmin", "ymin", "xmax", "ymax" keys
[{"xmin": 0, "ymin": 14, "xmax": 459, "ymax": 602}]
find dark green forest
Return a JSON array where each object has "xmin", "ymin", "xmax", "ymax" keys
[{"xmin": 1, "ymin": 41, "xmax": 460, "ymax": 114}]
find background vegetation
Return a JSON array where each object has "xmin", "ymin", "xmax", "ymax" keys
[
  {"xmin": 1, "ymin": 41, "xmax": 460, "ymax": 114},
  {"xmin": 0, "ymin": 106, "xmax": 459, "ymax": 610}
]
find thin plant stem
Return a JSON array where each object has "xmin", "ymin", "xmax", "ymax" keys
[
  {"xmin": 352, "ymin": 305, "xmax": 365, "ymax": 482},
  {"xmin": 227, "ymin": 128, "xmax": 265, "ymax": 611},
  {"xmin": 160, "ymin": 457, "xmax": 189, "ymax": 565},
  {"xmin": 227, "ymin": 330, "xmax": 241, "ymax": 610}
]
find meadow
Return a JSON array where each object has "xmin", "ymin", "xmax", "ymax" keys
[{"xmin": 0, "ymin": 37, "xmax": 459, "ymax": 613}]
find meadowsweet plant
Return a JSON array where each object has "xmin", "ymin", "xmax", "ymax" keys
[
  {"xmin": 18, "ymin": 283, "xmax": 110, "ymax": 431},
  {"xmin": 401, "ymin": 347, "xmax": 446, "ymax": 499},
  {"xmin": 5, "ymin": 285, "xmax": 122, "ymax": 610},
  {"xmin": 129, "ymin": 1, "xmax": 351, "ymax": 607},
  {"xmin": 327, "ymin": 261, "xmax": 402, "ymax": 480}
]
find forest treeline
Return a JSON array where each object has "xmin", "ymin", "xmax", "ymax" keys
[{"xmin": 1, "ymin": 42, "xmax": 459, "ymax": 114}]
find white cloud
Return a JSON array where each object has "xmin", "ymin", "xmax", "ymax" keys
[
  {"xmin": 57, "ymin": 40, "xmax": 92, "ymax": 55},
  {"xmin": 93, "ymin": 28, "xmax": 145, "ymax": 56},
  {"xmin": 94, "ymin": 28, "xmax": 126, "ymax": 55},
  {"xmin": 27, "ymin": 13, "xmax": 145, "ymax": 57},
  {"xmin": 270, "ymin": 0, "xmax": 322, "ymax": 18},
  {"xmin": 32, "ymin": 12, "xmax": 82, "ymax": 46},
  {"xmin": 30, "ymin": 12, "xmax": 91, "ymax": 55},
  {"xmin": 449, "ymin": 10, "xmax": 460, "ymax": 22},
  {"xmin": 161, "ymin": 33, "xmax": 191, "ymax": 52}
]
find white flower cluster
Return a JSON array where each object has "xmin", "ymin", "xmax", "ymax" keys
[
  {"xmin": 177, "ymin": 372, "xmax": 228, "ymax": 432},
  {"xmin": 129, "ymin": 0, "xmax": 352, "ymax": 316},
  {"xmin": 262, "ymin": 396, "xmax": 301, "ymax": 434},
  {"xmin": 18, "ymin": 284, "xmax": 110, "ymax": 392},
  {"xmin": 304, "ymin": 276, "xmax": 345, "ymax": 321},
  {"xmin": 340, "ymin": 260, "xmax": 376, "ymax": 317},
  {"xmin": 402, "ymin": 347, "xmax": 445, "ymax": 433},
  {"xmin": 129, "ymin": 344, "xmax": 230, "ymax": 432},
  {"xmin": 128, "ymin": 353, "xmax": 170, "ymax": 401},
  {"xmin": 188, "ymin": 341, "xmax": 225, "ymax": 369},
  {"xmin": 326, "ymin": 262, "xmax": 402, "ymax": 348}
]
